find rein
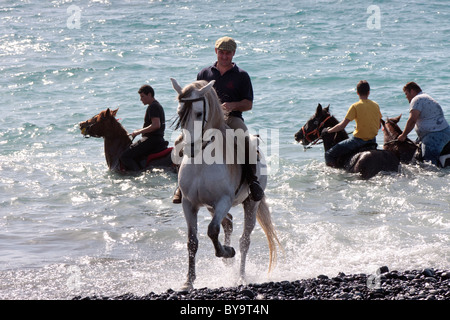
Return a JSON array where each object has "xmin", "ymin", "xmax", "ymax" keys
[
  {"xmin": 384, "ymin": 138, "xmax": 417, "ymax": 146},
  {"xmin": 81, "ymin": 122, "xmax": 101, "ymax": 138},
  {"xmin": 81, "ymin": 115, "xmax": 130, "ymax": 142},
  {"xmin": 301, "ymin": 115, "xmax": 332, "ymax": 149},
  {"xmin": 383, "ymin": 119, "xmax": 417, "ymax": 147}
]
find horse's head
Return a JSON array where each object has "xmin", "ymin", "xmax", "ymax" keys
[
  {"xmin": 171, "ymin": 78, "xmax": 224, "ymax": 144},
  {"xmin": 79, "ymin": 108, "xmax": 119, "ymax": 138},
  {"xmin": 294, "ymin": 103, "xmax": 332, "ymax": 146},
  {"xmin": 381, "ymin": 114, "xmax": 418, "ymax": 162},
  {"xmin": 380, "ymin": 115, "xmax": 402, "ymax": 144}
]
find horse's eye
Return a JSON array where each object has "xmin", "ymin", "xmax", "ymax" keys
[{"xmin": 313, "ymin": 120, "xmax": 319, "ymax": 126}]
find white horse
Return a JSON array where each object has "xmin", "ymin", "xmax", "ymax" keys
[{"xmin": 170, "ymin": 78, "xmax": 280, "ymax": 290}]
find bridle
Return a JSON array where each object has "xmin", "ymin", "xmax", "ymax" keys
[
  {"xmin": 179, "ymin": 96, "xmax": 208, "ymax": 131},
  {"xmin": 178, "ymin": 96, "xmax": 210, "ymax": 156},
  {"xmin": 301, "ymin": 115, "xmax": 332, "ymax": 147},
  {"xmin": 81, "ymin": 120, "xmax": 101, "ymax": 138},
  {"xmin": 80, "ymin": 112, "xmax": 120, "ymax": 139},
  {"xmin": 382, "ymin": 119, "xmax": 417, "ymax": 147}
]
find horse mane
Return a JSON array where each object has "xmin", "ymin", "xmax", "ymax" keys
[
  {"xmin": 111, "ymin": 117, "xmax": 128, "ymax": 138},
  {"xmin": 173, "ymin": 80, "xmax": 226, "ymax": 131},
  {"xmin": 384, "ymin": 118, "xmax": 403, "ymax": 138},
  {"xmin": 381, "ymin": 115, "xmax": 418, "ymax": 163},
  {"xmin": 313, "ymin": 106, "xmax": 349, "ymax": 151},
  {"xmin": 381, "ymin": 116, "xmax": 408, "ymax": 146},
  {"xmin": 100, "ymin": 108, "xmax": 128, "ymax": 138},
  {"xmin": 320, "ymin": 107, "xmax": 348, "ymax": 140}
]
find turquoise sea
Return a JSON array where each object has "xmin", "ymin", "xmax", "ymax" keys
[{"xmin": 1, "ymin": 0, "xmax": 449, "ymax": 299}]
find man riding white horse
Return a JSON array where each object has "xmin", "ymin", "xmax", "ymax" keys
[
  {"xmin": 170, "ymin": 78, "xmax": 279, "ymax": 290},
  {"xmin": 172, "ymin": 36, "xmax": 264, "ymax": 203}
]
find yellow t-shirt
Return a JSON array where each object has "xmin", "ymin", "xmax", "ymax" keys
[{"xmin": 345, "ymin": 99, "xmax": 381, "ymax": 141}]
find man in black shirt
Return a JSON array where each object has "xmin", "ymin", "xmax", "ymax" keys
[
  {"xmin": 196, "ymin": 38, "xmax": 253, "ymax": 130},
  {"xmin": 173, "ymin": 36, "xmax": 263, "ymax": 203},
  {"xmin": 120, "ymin": 84, "xmax": 168, "ymax": 171}
]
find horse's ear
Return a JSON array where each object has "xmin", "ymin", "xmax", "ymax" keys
[
  {"xmin": 199, "ymin": 80, "xmax": 215, "ymax": 95},
  {"xmin": 380, "ymin": 118, "xmax": 385, "ymax": 126},
  {"xmin": 324, "ymin": 104, "xmax": 330, "ymax": 113},
  {"xmin": 170, "ymin": 78, "xmax": 183, "ymax": 95},
  {"xmin": 111, "ymin": 108, "xmax": 118, "ymax": 117},
  {"xmin": 105, "ymin": 108, "xmax": 111, "ymax": 116},
  {"xmin": 316, "ymin": 103, "xmax": 323, "ymax": 115},
  {"xmin": 392, "ymin": 114, "xmax": 401, "ymax": 123}
]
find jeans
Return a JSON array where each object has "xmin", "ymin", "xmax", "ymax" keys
[
  {"xmin": 419, "ymin": 126, "xmax": 450, "ymax": 165},
  {"xmin": 325, "ymin": 136, "xmax": 376, "ymax": 167}
]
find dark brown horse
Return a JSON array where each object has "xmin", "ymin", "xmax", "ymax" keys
[
  {"xmin": 294, "ymin": 104, "xmax": 400, "ymax": 179},
  {"xmin": 381, "ymin": 114, "xmax": 450, "ymax": 167},
  {"xmin": 79, "ymin": 108, "xmax": 175, "ymax": 172}
]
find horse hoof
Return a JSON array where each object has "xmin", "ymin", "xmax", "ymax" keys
[
  {"xmin": 223, "ymin": 246, "xmax": 236, "ymax": 258},
  {"xmin": 238, "ymin": 276, "xmax": 247, "ymax": 286},
  {"xmin": 180, "ymin": 282, "xmax": 193, "ymax": 292}
]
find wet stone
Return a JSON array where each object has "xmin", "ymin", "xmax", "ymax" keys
[
  {"xmin": 77, "ymin": 267, "xmax": 450, "ymax": 301},
  {"xmin": 240, "ymin": 289, "xmax": 255, "ymax": 299},
  {"xmin": 379, "ymin": 266, "xmax": 389, "ymax": 274},
  {"xmin": 422, "ymin": 268, "xmax": 435, "ymax": 277}
]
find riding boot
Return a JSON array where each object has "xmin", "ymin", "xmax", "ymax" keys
[
  {"xmin": 244, "ymin": 163, "xmax": 264, "ymax": 201},
  {"xmin": 243, "ymin": 136, "xmax": 264, "ymax": 201},
  {"xmin": 172, "ymin": 186, "xmax": 182, "ymax": 204}
]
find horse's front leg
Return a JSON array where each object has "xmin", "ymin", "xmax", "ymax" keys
[
  {"xmin": 181, "ymin": 200, "xmax": 199, "ymax": 291},
  {"xmin": 208, "ymin": 200, "xmax": 235, "ymax": 259},
  {"xmin": 239, "ymin": 197, "xmax": 258, "ymax": 284},
  {"xmin": 208, "ymin": 209, "xmax": 233, "ymax": 247},
  {"xmin": 222, "ymin": 213, "xmax": 233, "ymax": 247}
]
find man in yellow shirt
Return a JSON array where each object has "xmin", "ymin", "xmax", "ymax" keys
[{"xmin": 322, "ymin": 80, "xmax": 381, "ymax": 167}]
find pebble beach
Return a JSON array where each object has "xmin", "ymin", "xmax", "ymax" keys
[
  {"xmin": 77, "ymin": 267, "xmax": 450, "ymax": 301},
  {"xmin": 2, "ymin": 1, "xmax": 449, "ymax": 301}
]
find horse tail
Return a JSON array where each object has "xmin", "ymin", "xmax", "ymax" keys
[{"xmin": 256, "ymin": 196, "xmax": 281, "ymax": 272}]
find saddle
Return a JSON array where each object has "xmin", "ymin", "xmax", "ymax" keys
[
  {"xmin": 119, "ymin": 146, "xmax": 173, "ymax": 172},
  {"xmin": 144, "ymin": 147, "xmax": 173, "ymax": 167}
]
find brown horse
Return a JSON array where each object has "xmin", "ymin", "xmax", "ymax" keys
[
  {"xmin": 79, "ymin": 108, "xmax": 175, "ymax": 172},
  {"xmin": 294, "ymin": 104, "xmax": 400, "ymax": 179},
  {"xmin": 380, "ymin": 115, "xmax": 418, "ymax": 163},
  {"xmin": 381, "ymin": 114, "xmax": 450, "ymax": 167}
]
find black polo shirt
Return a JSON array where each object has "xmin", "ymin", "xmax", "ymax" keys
[
  {"xmin": 143, "ymin": 100, "xmax": 165, "ymax": 138},
  {"xmin": 197, "ymin": 62, "xmax": 253, "ymax": 119}
]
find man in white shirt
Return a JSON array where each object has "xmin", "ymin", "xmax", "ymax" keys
[{"xmin": 398, "ymin": 82, "xmax": 450, "ymax": 165}]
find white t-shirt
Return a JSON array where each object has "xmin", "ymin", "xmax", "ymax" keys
[{"xmin": 410, "ymin": 92, "xmax": 449, "ymax": 137}]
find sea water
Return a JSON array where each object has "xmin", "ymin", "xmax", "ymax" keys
[{"xmin": 0, "ymin": 0, "xmax": 449, "ymax": 299}]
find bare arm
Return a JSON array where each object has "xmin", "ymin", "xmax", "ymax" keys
[
  {"xmin": 222, "ymin": 99, "xmax": 252, "ymax": 113},
  {"xmin": 131, "ymin": 117, "xmax": 161, "ymax": 138},
  {"xmin": 398, "ymin": 109, "xmax": 420, "ymax": 141},
  {"xmin": 328, "ymin": 118, "xmax": 351, "ymax": 133}
]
